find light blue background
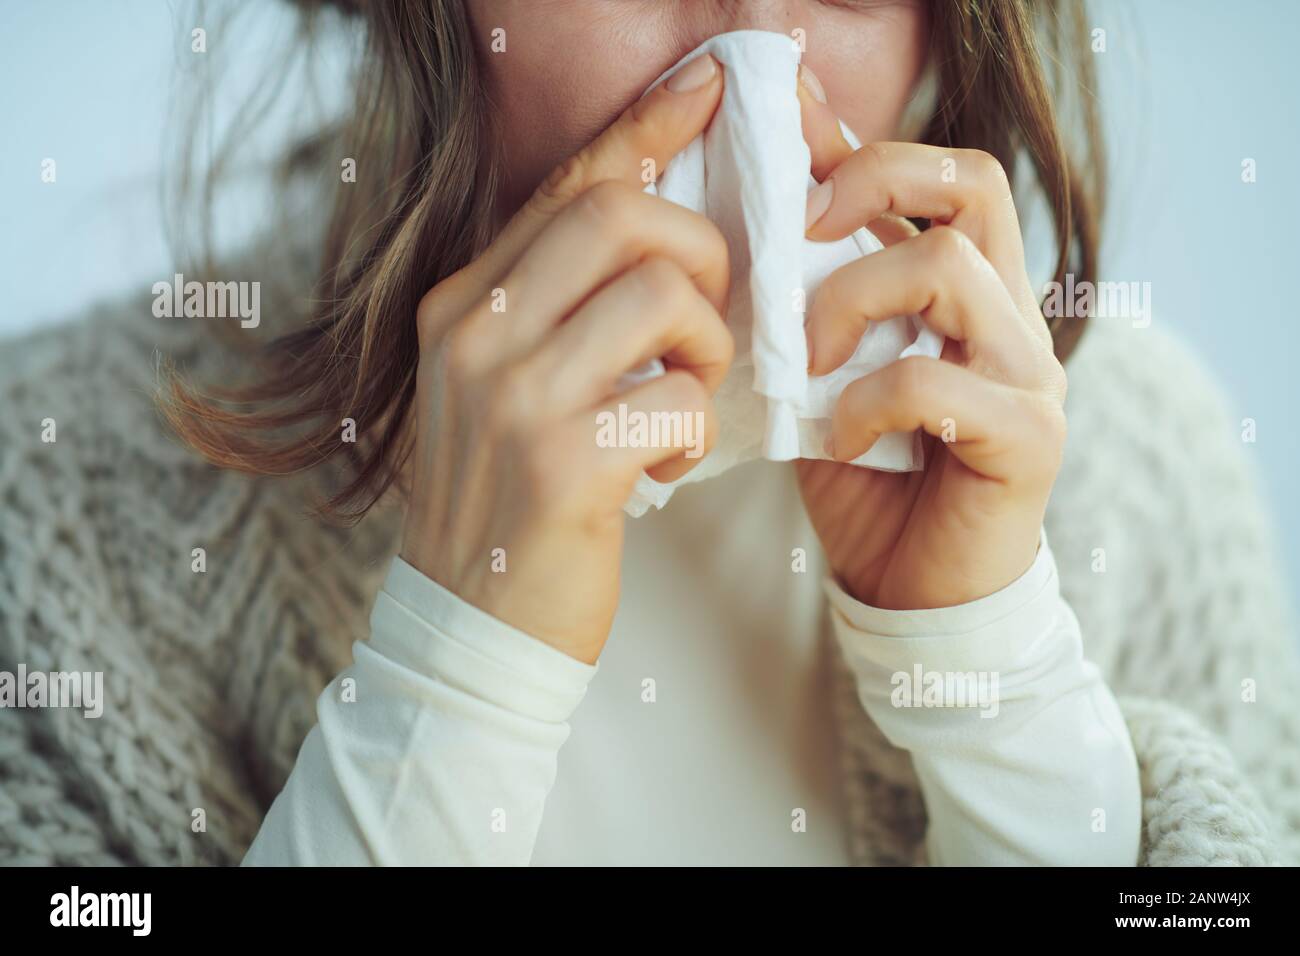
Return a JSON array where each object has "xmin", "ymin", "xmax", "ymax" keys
[{"xmin": 1, "ymin": 1, "xmax": 1296, "ymax": 592}]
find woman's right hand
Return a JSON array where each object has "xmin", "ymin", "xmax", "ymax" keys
[{"xmin": 400, "ymin": 55, "xmax": 732, "ymax": 665}]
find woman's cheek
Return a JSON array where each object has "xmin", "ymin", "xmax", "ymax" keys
[
  {"xmin": 480, "ymin": 23, "xmax": 679, "ymax": 211},
  {"xmin": 802, "ymin": 12, "xmax": 930, "ymax": 143}
]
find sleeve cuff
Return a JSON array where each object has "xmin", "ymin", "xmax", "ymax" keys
[
  {"xmin": 368, "ymin": 556, "xmax": 598, "ymax": 725},
  {"xmin": 823, "ymin": 529, "xmax": 1061, "ymax": 675}
]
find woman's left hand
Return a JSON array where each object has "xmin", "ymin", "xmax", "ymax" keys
[{"xmin": 794, "ymin": 76, "xmax": 1068, "ymax": 610}]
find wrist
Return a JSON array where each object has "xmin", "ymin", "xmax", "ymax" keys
[
  {"xmin": 849, "ymin": 513, "xmax": 1044, "ymax": 610},
  {"xmin": 825, "ymin": 527, "xmax": 1055, "ymax": 636}
]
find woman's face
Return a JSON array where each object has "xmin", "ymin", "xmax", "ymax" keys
[{"xmin": 469, "ymin": 0, "xmax": 930, "ymax": 217}]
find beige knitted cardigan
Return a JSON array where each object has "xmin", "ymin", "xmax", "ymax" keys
[{"xmin": 1, "ymin": 256, "xmax": 1296, "ymax": 866}]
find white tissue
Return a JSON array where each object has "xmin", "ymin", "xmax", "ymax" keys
[{"xmin": 620, "ymin": 31, "xmax": 944, "ymax": 517}]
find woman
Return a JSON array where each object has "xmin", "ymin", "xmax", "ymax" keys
[{"xmin": 1, "ymin": 0, "xmax": 1294, "ymax": 866}]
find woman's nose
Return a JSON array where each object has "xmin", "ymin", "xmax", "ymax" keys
[{"xmin": 685, "ymin": 0, "xmax": 814, "ymax": 44}]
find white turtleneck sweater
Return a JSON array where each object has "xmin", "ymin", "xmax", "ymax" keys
[{"xmin": 242, "ymin": 460, "xmax": 1140, "ymax": 866}]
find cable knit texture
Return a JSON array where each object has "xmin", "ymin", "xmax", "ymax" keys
[{"xmin": 0, "ymin": 261, "xmax": 1296, "ymax": 866}]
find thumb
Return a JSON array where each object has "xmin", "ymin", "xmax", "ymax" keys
[
  {"xmin": 797, "ymin": 64, "xmax": 854, "ymax": 182},
  {"xmin": 460, "ymin": 54, "xmax": 725, "ymax": 303}
]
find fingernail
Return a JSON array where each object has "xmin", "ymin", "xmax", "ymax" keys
[
  {"xmin": 806, "ymin": 179, "xmax": 834, "ymax": 231},
  {"xmin": 823, "ymin": 434, "xmax": 836, "ymax": 459},
  {"xmin": 798, "ymin": 64, "xmax": 828, "ymax": 104},
  {"xmin": 667, "ymin": 54, "xmax": 717, "ymax": 93}
]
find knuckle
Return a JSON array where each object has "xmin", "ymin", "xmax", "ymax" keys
[
  {"xmin": 625, "ymin": 93, "xmax": 672, "ymax": 143},
  {"xmin": 852, "ymin": 142, "xmax": 895, "ymax": 212},
  {"xmin": 713, "ymin": 316, "xmax": 736, "ymax": 367},
  {"xmin": 1044, "ymin": 403, "xmax": 1068, "ymax": 448},
  {"xmin": 1045, "ymin": 356, "xmax": 1069, "ymax": 401},
  {"xmin": 860, "ymin": 140, "xmax": 891, "ymax": 173},
  {"xmin": 703, "ymin": 215, "xmax": 731, "ymax": 276},
  {"xmin": 685, "ymin": 207, "xmax": 728, "ymax": 261},
  {"xmin": 1020, "ymin": 392, "xmax": 1068, "ymax": 475},
  {"xmin": 923, "ymin": 225, "xmax": 979, "ymax": 269},
  {"xmin": 662, "ymin": 368, "xmax": 710, "ymax": 410},
  {"xmin": 963, "ymin": 148, "xmax": 1012, "ymax": 195},
  {"xmin": 1035, "ymin": 394, "xmax": 1068, "ymax": 443},
  {"xmin": 532, "ymin": 151, "xmax": 591, "ymax": 213},
  {"xmin": 634, "ymin": 256, "xmax": 693, "ymax": 308},
  {"xmin": 1030, "ymin": 312, "xmax": 1057, "ymax": 352}
]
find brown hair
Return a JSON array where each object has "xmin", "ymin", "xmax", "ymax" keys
[{"xmin": 160, "ymin": 0, "xmax": 1105, "ymax": 521}]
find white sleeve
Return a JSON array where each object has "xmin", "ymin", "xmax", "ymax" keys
[
  {"xmin": 242, "ymin": 557, "xmax": 597, "ymax": 866},
  {"xmin": 824, "ymin": 532, "xmax": 1141, "ymax": 866}
]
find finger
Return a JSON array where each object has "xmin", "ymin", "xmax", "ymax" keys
[
  {"xmin": 494, "ymin": 182, "xmax": 729, "ymax": 354},
  {"xmin": 581, "ymin": 369, "xmax": 718, "ymax": 485},
  {"xmin": 795, "ymin": 67, "xmax": 920, "ymax": 253},
  {"xmin": 863, "ymin": 211, "xmax": 920, "ymax": 249},
  {"xmin": 527, "ymin": 257, "xmax": 733, "ymax": 413},
  {"xmin": 470, "ymin": 55, "xmax": 724, "ymax": 300},
  {"xmin": 797, "ymin": 64, "xmax": 853, "ymax": 182},
  {"xmin": 828, "ymin": 356, "xmax": 1064, "ymax": 486},
  {"xmin": 805, "ymin": 142, "xmax": 1037, "ymax": 318},
  {"xmin": 807, "ymin": 226, "xmax": 1041, "ymax": 383}
]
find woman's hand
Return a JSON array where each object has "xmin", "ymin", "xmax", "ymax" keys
[
  {"xmin": 401, "ymin": 55, "xmax": 733, "ymax": 664},
  {"xmin": 794, "ymin": 77, "xmax": 1068, "ymax": 611}
]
